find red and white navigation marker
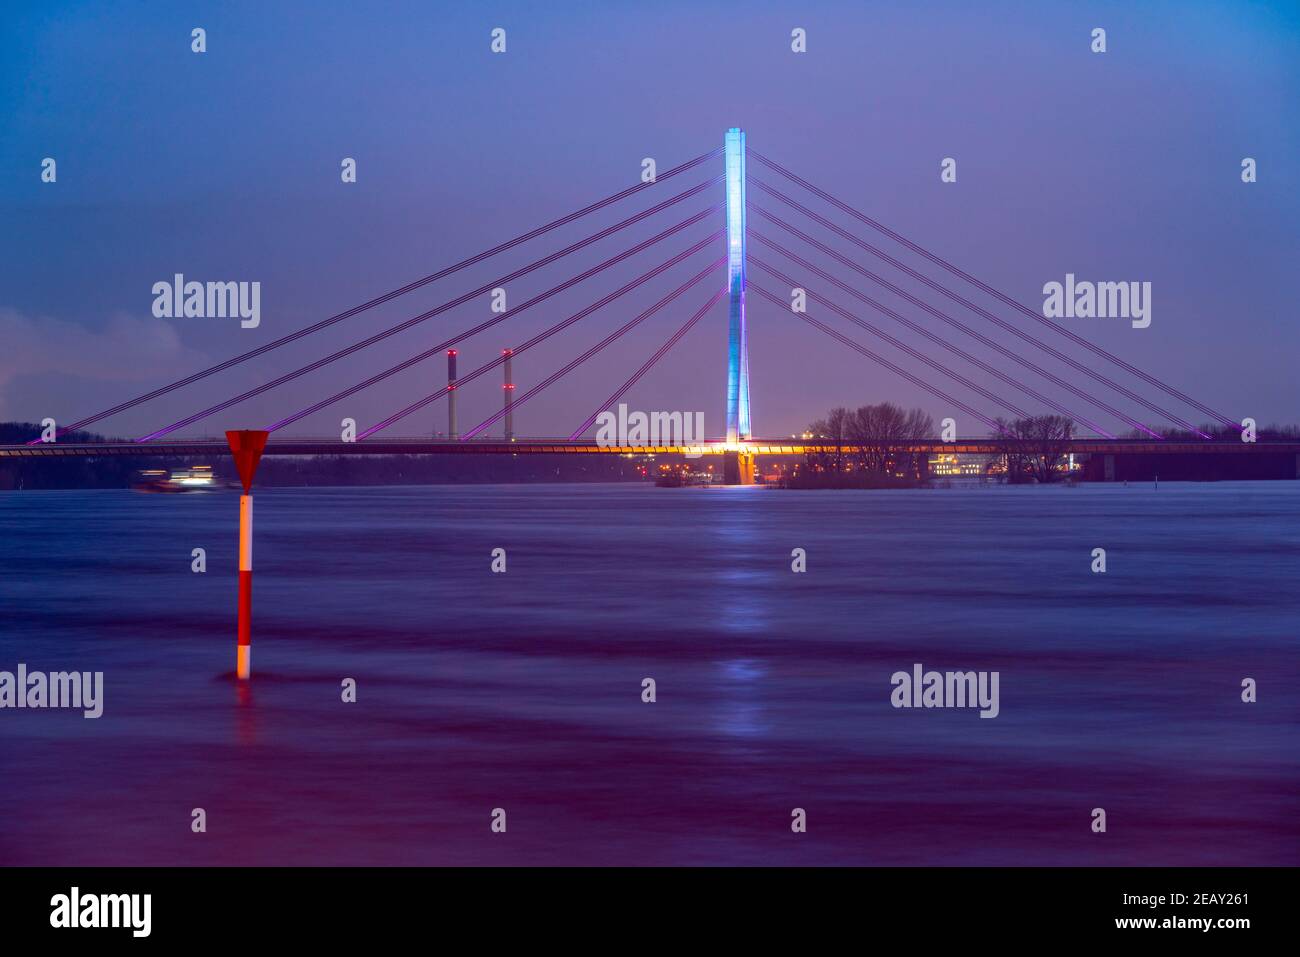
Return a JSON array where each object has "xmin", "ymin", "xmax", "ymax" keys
[{"xmin": 225, "ymin": 430, "xmax": 268, "ymax": 680}]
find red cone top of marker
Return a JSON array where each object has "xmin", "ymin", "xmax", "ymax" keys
[{"xmin": 225, "ymin": 430, "xmax": 269, "ymax": 493}]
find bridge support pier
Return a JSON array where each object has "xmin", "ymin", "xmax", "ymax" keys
[
  {"xmin": 721, "ymin": 450, "xmax": 755, "ymax": 486},
  {"xmin": 1103, "ymin": 454, "xmax": 1116, "ymax": 482}
]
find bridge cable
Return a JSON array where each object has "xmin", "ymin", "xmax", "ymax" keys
[
  {"xmin": 749, "ymin": 151, "xmax": 1236, "ymax": 433},
  {"xmin": 751, "ymin": 225, "xmax": 1129, "ymax": 438},
  {"xmin": 357, "ymin": 232, "xmax": 726, "ymax": 440},
  {"xmin": 138, "ymin": 194, "xmax": 724, "ymax": 439},
  {"xmin": 38, "ymin": 147, "xmax": 722, "ymax": 444},
  {"xmin": 265, "ymin": 220, "xmax": 722, "ymax": 436},
  {"xmin": 751, "ymin": 255, "xmax": 1045, "ymax": 425},
  {"xmin": 569, "ymin": 286, "xmax": 728, "ymax": 440},
  {"xmin": 462, "ymin": 259, "xmax": 727, "ymax": 439},
  {"xmin": 752, "ymin": 207, "xmax": 1170, "ymax": 436},
  {"xmin": 751, "ymin": 185, "xmax": 1196, "ymax": 438},
  {"xmin": 748, "ymin": 282, "xmax": 1006, "ymax": 435}
]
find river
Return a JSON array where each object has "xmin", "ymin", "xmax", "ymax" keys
[{"xmin": 1, "ymin": 481, "xmax": 1296, "ymax": 865}]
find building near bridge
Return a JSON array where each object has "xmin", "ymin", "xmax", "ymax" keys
[{"xmin": 928, "ymin": 454, "xmax": 985, "ymax": 477}]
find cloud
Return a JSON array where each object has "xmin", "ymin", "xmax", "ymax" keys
[{"xmin": 0, "ymin": 307, "xmax": 208, "ymax": 419}]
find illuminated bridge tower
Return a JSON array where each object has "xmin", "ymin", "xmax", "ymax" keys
[{"xmin": 723, "ymin": 127, "xmax": 754, "ymax": 484}]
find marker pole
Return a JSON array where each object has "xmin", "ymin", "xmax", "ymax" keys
[
  {"xmin": 225, "ymin": 430, "xmax": 269, "ymax": 681},
  {"xmin": 237, "ymin": 494, "xmax": 253, "ymax": 679}
]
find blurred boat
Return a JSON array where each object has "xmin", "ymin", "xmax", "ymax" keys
[{"xmin": 131, "ymin": 465, "xmax": 218, "ymax": 493}]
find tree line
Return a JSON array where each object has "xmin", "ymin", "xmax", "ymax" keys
[
  {"xmin": 798, "ymin": 403, "xmax": 934, "ymax": 486},
  {"xmin": 795, "ymin": 404, "xmax": 1088, "ymax": 485},
  {"xmin": 989, "ymin": 414, "xmax": 1075, "ymax": 483}
]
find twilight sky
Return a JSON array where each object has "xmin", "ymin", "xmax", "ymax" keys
[{"xmin": 1, "ymin": 0, "xmax": 1297, "ymax": 440}]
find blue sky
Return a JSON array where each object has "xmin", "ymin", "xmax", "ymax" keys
[{"xmin": 2, "ymin": 0, "xmax": 1297, "ymax": 439}]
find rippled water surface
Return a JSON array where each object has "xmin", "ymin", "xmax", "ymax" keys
[{"xmin": 1, "ymin": 481, "xmax": 1297, "ymax": 865}]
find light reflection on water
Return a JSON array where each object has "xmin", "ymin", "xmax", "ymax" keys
[
  {"xmin": 1, "ymin": 481, "xmax": 1297, "ymax": 866},
  {"xmin": 714, "ymin": 658, "xmax": 769, "ymax": 739}
]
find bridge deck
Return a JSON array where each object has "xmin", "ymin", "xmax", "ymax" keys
[{"xmin": 3, "ymin": 438, "xmax": 1298, "ymax": 458}]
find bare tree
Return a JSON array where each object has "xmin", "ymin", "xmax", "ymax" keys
[
  {"xmin": 896, "ymin": 406, "xmax": 935, "ymax": 479},
  {"xmin": 990, "ymin": 415, "xmax": 1074, "ymax": 483},
  {"xmin": 806, "ymin": 406, "xmax": 853, "ymax": 475},
  {"xmin": 990, "ymin": 416, "xmax": 1021, "ymax": 481},
  {"xmin": 1023, "ymin": 415, "xmax": 1074, "ymax": 482},
  {"xmin": 849, "ymin": 402, "xmax": 934, "ymax": 476}
]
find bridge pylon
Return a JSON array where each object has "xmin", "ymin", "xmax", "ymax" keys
[{"xmin": 724, "ymin": 127, "xmax": 750, "ymax": 447}]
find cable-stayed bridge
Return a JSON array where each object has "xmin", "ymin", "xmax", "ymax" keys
[{"xmin": 4, "ymin": 128, "xmax": 1295, "ymax": 486}]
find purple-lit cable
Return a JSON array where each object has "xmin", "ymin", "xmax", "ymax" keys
[
  {"xmin": 749, "ymin": 153, "xmax": 1233, "ymax": 435},
  {"xmin": 357, "ymin": 233, "xmax": 725, "ymax": 440},
  {"xmin": 463, "ymin": 258, "xmax": 726, "ymax": 439},
  {"xmin": 35, "ymin": 148, "xmax": 722, "ymax": 446},
  {"xmin": 137, "ymin": 185, "xmax": 722, "ymax": 440},
  {"xmin": 752, "ymin": 210, "xmax": 1155, "ymax": 437},
  {"xmin": 750, "ymin": 254, "xmax": 1034, "ymax": 423},
  {"xmin": 268, "ymin": 221, "xmax": 723, "ymax": 435},
  {"xmin": 751, "ymin": 227, "xmax": 1123, "ymax": 438},
  {"xmin": 751, "ymin": 183, "xmax": 1191, "ymax": 438},
  {"xmin": 569, "ymin": 286, "xmax": 727, "ymax": 440},
  {"xmin": 749, "ymin": 282, "xmax": 1006, "ymax": 435}
]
